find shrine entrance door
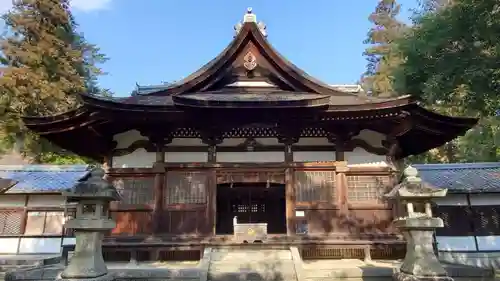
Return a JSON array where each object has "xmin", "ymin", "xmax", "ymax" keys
[{"xmin": 215, "ymin": 182, "xmax": 286, "ymax": 235}]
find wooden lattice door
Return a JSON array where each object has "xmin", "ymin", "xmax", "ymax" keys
[
  {"xmin": 230, "ymin": 186, "xmax": 266, "ymax": 224},
  {"xmin": 216, "ymin": 183, "xmax": 286, "ymax": 235}
]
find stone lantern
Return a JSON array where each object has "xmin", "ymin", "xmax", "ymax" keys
[
  {"xmin": 386, "ymin": 166, "xmax": 453, "ymax": 281},
  {"xmin": 56, "ymin": 168, "xmax": 121, "ymax": 281}
]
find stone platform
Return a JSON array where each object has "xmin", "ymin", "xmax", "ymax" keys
[{"xmin": 4, "ymin": 247, "xmax": 497, "ymax": 281}]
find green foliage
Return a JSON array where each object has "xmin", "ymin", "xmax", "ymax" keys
[
  {"xmin": 411, "ymin": 0, "xmax": 454, "ymax": 20},
  {"xmin": 393, "ymin": 0, "xmax": 500, "ymax": 163},
  {"xmin": 394, "ymin": 0, "xmax": 500, "ymax": 116},
  {"xmin": 0, "ymin": 0, "xmax": 110, "ymax": 164},
  {"xmin": 362, "ymin": 0, "xmax": 408, "ymax": 97}
]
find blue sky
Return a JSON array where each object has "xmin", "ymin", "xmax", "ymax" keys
[{"xmin": 2, "ymin": 0, "xmax": 419, "ymax": 97}]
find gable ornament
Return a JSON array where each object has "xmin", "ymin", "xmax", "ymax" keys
[{"xmin": 243, "ymin": 51, "xmax": 257, "ymax": 71}]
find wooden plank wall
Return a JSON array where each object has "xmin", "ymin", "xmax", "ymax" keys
[
  {"xmin": 108, "ymin": 166, "xmax": 396, "ymax": 238},
  {"xmin": 293, "ymin": 168, "xmax": 395, "ymax": 237},
  {"xmin": 109, "ymin": 170, "xmax": 211, "ymax": 236}
]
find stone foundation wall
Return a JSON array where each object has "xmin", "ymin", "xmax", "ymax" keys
[{"xmin": 439, "ymin": 251, "xmax": 500, "ymax": 269}]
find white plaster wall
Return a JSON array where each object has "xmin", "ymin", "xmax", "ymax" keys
[
  {"xmin": 113, "ymin": 130, "xmax": 148, "ymax": 149},
  {"xmin": 112, "ymin": 148, "xmax": 156, "ymax": 168},
  {"xmin": 436, "ymin": 236, "xmax": 477, "ymax": 251},
  {"xmin": 0, "ymin": 238, "xmax": 20, "ymax": 254},
  {"xmin": 345, "ymin": 148, "xmax": 388, "ymax": 167},
  {"xmin": 217, "ymin": 151, "xmax": 285, "ymax": 163},
  {"xmin": 469, "ymin": 194, "xmax": 500, "ymax": 206},
  {"xmin": 171, "ymin": 138, "xmax": 207, "ymax": 146},
  {"xmin": 18, "ymin": 237, "xmax": 62, "ymax": 254},
  {"xmin": 62, "ymin": 237, "xmax": 76, "ymax": 246},
  {"xmin": 352, "ymin": 129, "xmax": 386, "ymax": 147},
  {"xmin": 165, "ymin": 152, "xmax": 208, "ymax": 163},
  {"xmin": 27, "ymin": 195, "xmax": 65, "ymax": 207},
  {"xmin": 293, "ymin": 151, "xmax": 335, "ymax": 162},
  {"xmin": 476, "ymin": 236, "xmax": 500, "ymax": 251},
  {"xmin": 296, "ymin": 137, "xmax": 330, "ymax": 146},
  {"xmin": 0, "ymin": 195, "xmax": 26, "ymax": 207},
  {"xmin": 433, "ymin": 194, "xmax": 468, "ymax": 206}
]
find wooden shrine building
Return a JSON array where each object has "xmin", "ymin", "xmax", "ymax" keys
[{"xmin": 23, "ymin": 9, "xmax": 477, "ymax": 261}]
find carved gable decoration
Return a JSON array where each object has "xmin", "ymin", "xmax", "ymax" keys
[{"xmin": 243, "ymin": 51, "xmax": 257, "ymax": 71}]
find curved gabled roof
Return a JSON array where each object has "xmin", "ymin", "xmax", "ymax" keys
[
  {"xmin": 79, "ymin": 9, "xmax": 413, "ymax": 110},
  {"xmin": 20, "ymin": 9, "xmax": 479, "ymax": 161}
]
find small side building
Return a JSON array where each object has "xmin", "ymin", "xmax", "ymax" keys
[
  {"xmin": 414, "ymin": 162, "xmax": 500, "ymax": 268},
  {"xmin": 0, "ymin": 165, "xmax": 89, "ymax": 256}
]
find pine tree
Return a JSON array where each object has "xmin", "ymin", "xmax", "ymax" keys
[
  {"xmin": 0, "ymin": 0, "xmax": 109, "ymax": 163},
  {"xmin": 361, "ymin": 0, "xmax": 407, "ymax": 97}
]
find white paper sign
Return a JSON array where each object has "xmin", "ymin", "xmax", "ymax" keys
[{"xmin": 295, "ymin": 210, "xmax": 305, "ymax": 217}]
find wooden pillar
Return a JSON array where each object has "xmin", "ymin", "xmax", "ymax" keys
[
  {"xmin": 335, "ymin": 137, "xmax": 345, "ymax": 161},
  {"xmin": 335, "ymin": 162, "xmax": 349, "ymax": 215},
  {"xmin": 20, "ymin": 195, "xmax": 29, "ymax": 235},
  {"xmin": 201, "ymin": 135, "xmax": 222, "ymax": 236},
  {"xmin": 330, "ymin": 134, "xmax": 348, "ymax": 213},
  {"xmin": 281, "ymin": 140, "xmax": 297, "ymax": 236},
  {"xmin": 152, "ymin": 142, "xmax": 166, "ymax": 235},
  {"xmin": 207, "ymin": 170, "xmax": 217, "ymax": 235},
  {"xmin": 207, "ymin": 144, "xmax": 217, "ymax": 235},
  {"xmin": 285, "ymin": 168, "xmax": 295, "ymax": 235}
]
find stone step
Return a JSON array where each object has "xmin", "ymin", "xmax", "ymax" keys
[
  {"xmin": 208, "ymin": 269, "xmax": 297, "ymax": 281},
  {"xmin": 209, "ymin": 263, "xmax": 295, "ymax": 272},
  {"xmin": 209, "ymin": 249, "xmax": 292, "ymax": 261},
  {"xmin": 207, "ymin": 249, "xmax": 298, "ymax": 281},
  {"xmin": 208, "ymin": 260, "xmax": 295, "ymax": 270}
]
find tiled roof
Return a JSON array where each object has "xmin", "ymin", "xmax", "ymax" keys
[
  {"xmin": 413, "ymin": 162, "xmax": 500, "ymax": 193},
  {"xmin": 0, "ymin": 165, "xmax": 90, "ymax": 194}
]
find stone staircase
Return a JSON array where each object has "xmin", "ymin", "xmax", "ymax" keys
[{"xmin": 206, "ymin": 247, "xmax": 299, "ymax": 281}]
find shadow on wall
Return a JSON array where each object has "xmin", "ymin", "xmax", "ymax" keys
[{"xmin": 289, "ymin": 205, "xmax": 397, "ymax": 238}]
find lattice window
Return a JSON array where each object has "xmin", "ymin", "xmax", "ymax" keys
[
  {"xmin": 223, "ymin": 126, "xmax": 277, "ymax": 138},
  {"xmin": 250, "ymin": 204, "xmax": 265, "ymax": 213},
  {"xmin": 0, "ymin": 210, "xmax": 23, "ymax": 235},
  {"xmin": 113, "ymin": 177, "xmax": 155, "ymax": 204},
  {"xmin": 472, "ymin": 205, "xmax": 500, "ymax": 236},
  {"xmin": 25, "ymin": 211, "xmax": 64, "ymax": 235},
  {"xmin": 347, "ymin": 175, "xmax": 390, "ymax": 202},
  {"xmin": 165, "ymin": 172, "xmax": 207, "ymax": 204},
  {"xmin": 172, "ymin": 128, "xmax": 201, "ymax": 138},
  {"xmin": 300, "ymin": 127, "xmax": 328, "ymax": 137},
  {"xmin": 434, "ymin": 205, "xmax": 473, "ymax": 236},
  {"xmin": 295, "ymin": 171, "xmax": 335, "ymax": 202}
]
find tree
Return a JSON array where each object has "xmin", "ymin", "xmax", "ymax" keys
[
  {"xmin": 412, "ymin": 0, "xmax": 454, "ymax": 18},
  {"xmin": 361, "ymin": 0, "xmax": 407, "ymax": 97},
  {"xmin": 394, "ymin": 0, "xmax": 500, "ymax": 162},
  {"xmin": 0, "ymin": 0, "xmax": 109, "ymax": 164}
]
